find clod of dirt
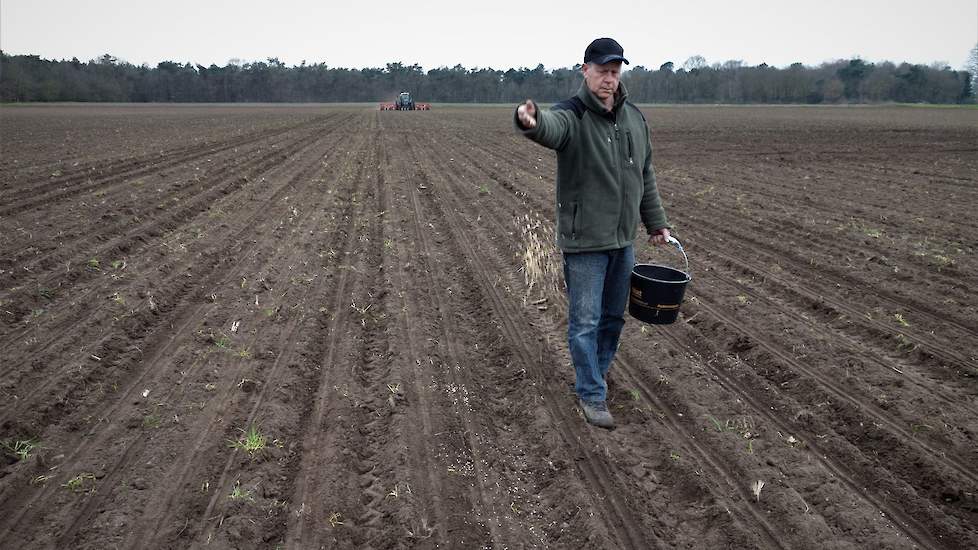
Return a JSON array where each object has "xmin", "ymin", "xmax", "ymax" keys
[{"xmin": 238, "ymin": 379, "xmax": 260, "ymax": 393}]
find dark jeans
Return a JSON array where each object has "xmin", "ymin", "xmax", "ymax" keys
[{"xmin": 563, "ymin": 245, "xmax": 634, "ymax": 403}]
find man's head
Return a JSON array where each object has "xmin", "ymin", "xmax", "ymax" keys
[{"xmin": 582, "ymin": 38, "xmax": 628, "ymax": 104}]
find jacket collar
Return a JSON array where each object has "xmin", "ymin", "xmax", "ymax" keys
[{"xmin": 577, "ymin": 80, "xmax": 629, "ymax": 115}]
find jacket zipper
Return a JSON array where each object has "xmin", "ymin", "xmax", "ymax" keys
[{"xmin": 614, "ymin": 120, "xmax": 627, "ymax": 246}]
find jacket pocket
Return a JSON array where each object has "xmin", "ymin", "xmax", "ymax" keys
[
  {"xmin": 571, "ymin": 201, "xmax": 581, "ymax": 238},
  {"xmin": 558, "ymin": 200, "xmax": 580, "ymax": 240},
  {"xmin": 625, "ymin": 131, "xmax": 635, "ymax": 166}
]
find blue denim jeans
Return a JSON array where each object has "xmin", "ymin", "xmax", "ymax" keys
[{"xmin": 563, "ymin": 245, "xmax": 634, "ymax": 403}]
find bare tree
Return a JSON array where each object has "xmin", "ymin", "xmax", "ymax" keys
[{"xmin": 682, "ymin": 55, "xmax": 707, "ymax": 72}]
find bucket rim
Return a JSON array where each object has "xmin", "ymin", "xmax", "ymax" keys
[{"xmin": 632, "ymin": 263, "xmax": 691, "ymax": 284}]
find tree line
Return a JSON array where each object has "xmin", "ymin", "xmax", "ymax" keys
[{"xmin": 1, "ymin": 51, "xmax": 973, "ymax": 104}]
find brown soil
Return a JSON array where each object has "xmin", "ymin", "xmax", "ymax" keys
[{"xmin": 1, "ymin": 103, "xmax": 976, "ymax": 549}]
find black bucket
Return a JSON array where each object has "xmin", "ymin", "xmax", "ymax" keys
[{"xmin": 629, "ymin": 237, "xmax": 691, "ymax": 325}]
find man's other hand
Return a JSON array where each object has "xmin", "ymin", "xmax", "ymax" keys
[
  {"xmin": 517, "ymin": 100, "xmax": 537, "ymax": 129},
  {"xmin": 648, "ymin": 227, "xmax": 671, "ymax": 246}
]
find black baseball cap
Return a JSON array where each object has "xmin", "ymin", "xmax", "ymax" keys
[{"xmin": 584, "ymin": 37, "xmax": 629, "ymax": 65}]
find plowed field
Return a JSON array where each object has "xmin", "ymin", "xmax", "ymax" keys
[{"xmin": 1, "ymin": 104, "xmax": 976, "ymax": 549}]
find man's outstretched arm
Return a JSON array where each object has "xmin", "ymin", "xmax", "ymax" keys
[{"xmin": 514, "ymin": 99, "xmax": 575, "ymax": 151}]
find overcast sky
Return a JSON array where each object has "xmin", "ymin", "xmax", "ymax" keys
[{"xmin": 2, "ymin": 0, "xmax": 976, "ymax": 70}]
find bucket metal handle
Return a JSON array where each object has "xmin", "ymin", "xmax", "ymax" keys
[{"xmin": 660, "ymin": 235, "xmax": 690, "ymax": 273}]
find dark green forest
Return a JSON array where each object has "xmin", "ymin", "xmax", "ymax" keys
[{"xmin": 0, "ymin": 51, "xmax": 973, "ymax": 104}]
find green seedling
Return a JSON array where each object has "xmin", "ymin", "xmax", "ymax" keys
[
  {"xmin": 911, "ymin": 423, "xmax": 933, "ymax": 436},
  {"xmin": 110, "ymin": 259, "xmax": 124, "ymax": 269},
  {"xmin": 214, "ymin": 334, "xmax": 231, "ymax": 349},
  {"xmin": 228, "ymin": 425, "xmax": 267, "ymax": 456},
  {"xmin": 669, "ymin": 451, "xmax": 681, "ymax": 461},
  {"xmin": 143, "ymin": 413, "xmax": 162, "ymax": 429},
  {"xmin": 237, "ymin": 349, "xmax": 252, "ymax": 359},
  {"xmin": 37, "ymin": 288, "xmax": 55, "ymax": 300},
  {"xmin": 478, "ymin": 184, "xmax": 490, "ymax": 195},
  {"xmin": 228, "ymin": 481, "xmax": 254, "ymax": 502},
  {"xmin": 63, "ymin": 473, "xmax": 96, "ymax": 493},
  {"xmin": 87, "ymin": 258, "xmax": 100, "ymax": 270},
  {"xmin": 932, "ymin": 254, "xmax": 954, "ymax": 269},
  {"xmin": 628, "ymin": 389, "xmax": 641, "ymax": 402},
  {"xmin": 384, "ymin": 238, "xmax": 394, "ymax": 249},
  {"xmin": 2, "ymin": 438, "xmax": 39, "ymax": 461},
  {"xmin": 895, "ymin": 333, "xmax": 916, "ymax": 351},
  {"xmin": 707, "ymin": 416, "xmax": 724, "ymax": 432},
  {"xmin": 893, "ymin": 313, "xmax": 910, "ymax": 327}
]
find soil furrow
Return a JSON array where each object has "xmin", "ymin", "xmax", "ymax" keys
[
  {"xmin": 0, "ymin": 121, "xmax": 344, "ymax": 430},
  {"xmin": 0, "ymin": 119, "xmax": 357, "ymax": 548},
  {"xmin": 71, "ymin": 119, "xmax": 368, "ymax": 549},
  {"xmin": 690, "ymin": 288, "xmax": 978, "ymax": 485},
  {"xmin": 283, "ymin": 125, "xmax": 375, "ymax": 549},
  {"xmin": 0, "ymin": 118, "xmax": 352, "ymax": 392},
  {"xmin": 0, "ymin": 115, "xmax": 332, "ymax": 215},
  {"xmin": 684, "ymin": 213, "xmax": 978, "ymax": 372},
  {"xmin": 683, "ymin": 295, "xmax": 977, "ymax": 547},
  {"xmin": 0, "ymin": 120, "xmax": 335, "ymax": 337},
  {"xmin": 652, "ymin": 321, "xmax": 959, "ymax": 549},
  {"xmin": 696, "ymin": 262, "xmax": 978, "ymax": 416}
]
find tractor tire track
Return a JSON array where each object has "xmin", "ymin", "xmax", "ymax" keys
[{"xmin": 404, "ymin": 130, "xmax": 658, "ymax": 550}]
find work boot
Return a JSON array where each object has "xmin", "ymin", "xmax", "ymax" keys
[{"xmin": 579, "ymin": 399, "xmax": 615, "ymax": 429}]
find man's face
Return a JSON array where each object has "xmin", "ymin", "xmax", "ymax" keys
[{"xmin": 582, "ymin": 61, "xmax": 623, "ymax": 102}]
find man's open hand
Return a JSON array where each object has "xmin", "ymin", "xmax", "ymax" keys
[{"xmin": 517, "ymin": 100, "xmax": 537, "ymax": 129}]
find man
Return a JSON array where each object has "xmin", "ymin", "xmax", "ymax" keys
[{"xmin": 515, "ymin": 37, "xmax": 671, "ymax": 429}]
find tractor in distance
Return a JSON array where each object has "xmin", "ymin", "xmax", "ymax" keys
[{"xmin": 380, "ymin": 92, "xmax": 430, "ymax": 111}]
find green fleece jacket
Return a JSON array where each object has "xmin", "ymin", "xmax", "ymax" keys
[{"xmin": 515, "ymin": 82, "xmax": 669, "ymax": 252}]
